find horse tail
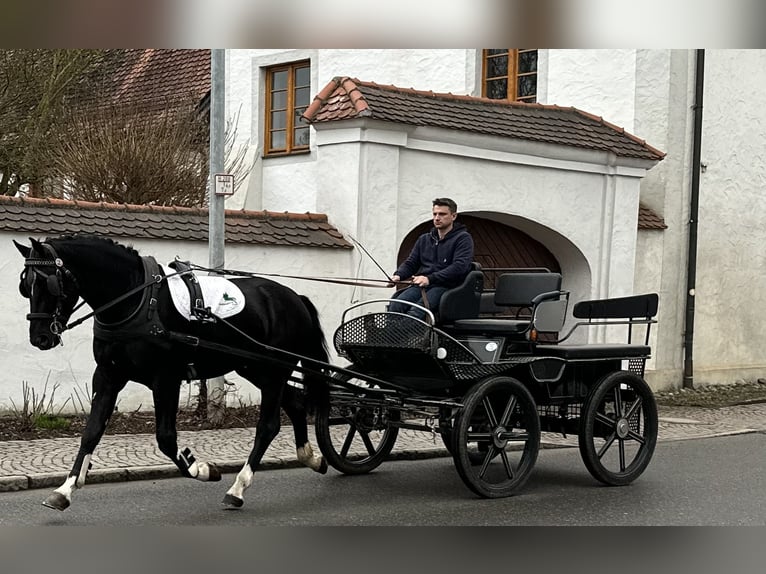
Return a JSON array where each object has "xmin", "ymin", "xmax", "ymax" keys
[{"xmin": 299, "ymin": 295, "xmax": 330, "ymax": 413}]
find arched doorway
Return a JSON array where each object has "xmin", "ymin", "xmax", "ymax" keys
[{"xmin": 396, "ymin": 214, "xmax": 560, "ymax": 288}]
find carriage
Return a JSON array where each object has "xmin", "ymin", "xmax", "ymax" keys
[
  {"xmin": 315, "ymin": 267, "xmax": 659, "ymax": 498},
  {"xmin": 15, "ymin": 236, "xmax": 658, "ymax": 508}
]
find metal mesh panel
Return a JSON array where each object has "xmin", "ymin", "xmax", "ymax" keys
[
  {"xmin": 627, "ymin": 358, "xmax": 646, "ymax": 377},
  {"xmin": 537, "ymin": 403, "xmax": 582, "ymax": 419},
  {"xmin": 334, "ymin": 313, "xmax": 433, "ymax": 354}
]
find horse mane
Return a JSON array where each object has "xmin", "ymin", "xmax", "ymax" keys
[{"xmin": 46, "ymin": 234, "xmax": 141, "ymax": 258}]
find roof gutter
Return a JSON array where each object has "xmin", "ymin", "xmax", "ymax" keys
[{"xmin": 683, "ymin": 49, "xmax": 705, "ymax": 389}]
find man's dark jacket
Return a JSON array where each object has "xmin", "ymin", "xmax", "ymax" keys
[{"xmin": 394, "ymin": 222, "xmax": 474, "ymax": 288}]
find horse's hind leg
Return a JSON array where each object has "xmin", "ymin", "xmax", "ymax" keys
[
  {"xmin": 152, "ymin": 379, "xmax": 221, "ymax": 482},
  {"xmin": 282, "ymin": 384, "xmax": 327, "ymax": 474},
  {"xmin": 223, "ymin": 368, "xmax": 286, "ymax": 508},
  {"xmin": 43, "ymin": 367, "xmax": 127, "ymax": 511}
]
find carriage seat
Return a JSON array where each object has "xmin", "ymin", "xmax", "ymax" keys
[
  {"xmin": 436, "ymin": 263, "xmax": 484, "ymax": 325},
  {"xmin": 446, "ymin": 272, "xmax": 563, "ymax": 336},
  {"xmin": 534, "ymin": 293, "xmax": 658, "ymax": 360}
]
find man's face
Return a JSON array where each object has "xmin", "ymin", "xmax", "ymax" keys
[{"xmin": 432, "ymin": 205, "xmax": 457, "ymax": 231}]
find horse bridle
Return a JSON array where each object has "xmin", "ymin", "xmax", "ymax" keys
[{"xmin": 20, "ymin": 243, "xmax": 81, "ymax": 338}]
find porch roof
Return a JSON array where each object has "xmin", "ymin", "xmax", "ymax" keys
[
  {"xmin": 302, "ymin": 77, "xmax": 666, "ymax": 162},
  {"xmin": 0, "ymin": 196, "xmax": 351, "ymax": 249}
]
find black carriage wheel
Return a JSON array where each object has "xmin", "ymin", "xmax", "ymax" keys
[
  {"xmin": 314, "ymin": 367, "xmax": 400, "ymax": 475},
  {"xmin": 578, "ymin": 370, "xmax": 658, "ymax": 486},
  {"xmin": 453, "ymin": 376, "xmax": 540, "ymax": 498}
]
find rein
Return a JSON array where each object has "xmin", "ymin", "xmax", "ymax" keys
[{"xmin": 184, "ymin": 262, "xmax": 416, "ymax": 289}]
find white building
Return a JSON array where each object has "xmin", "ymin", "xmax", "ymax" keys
[
  {"xmin": 224, "ymin": 48, "xmax": 766, "ymax": 390},
  {"xmin": 2, "ymin": 49, "xmax": 764, "ymax": 412}
]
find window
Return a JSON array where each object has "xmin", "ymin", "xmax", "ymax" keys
[
  {"xmin": 264, "ymin": 61, "xmax": 311, "ymax": 156},
  {"xmin": 482, "ymin": 49, "xmax": 537, "ymax": 103}
]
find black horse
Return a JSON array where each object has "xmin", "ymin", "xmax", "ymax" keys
[{"xmin": 14, "ymin": 235, "xmax": 330, "ymax": 511}]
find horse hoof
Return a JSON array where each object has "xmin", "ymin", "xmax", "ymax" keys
[
  {"xmin": 317, "ymin": 458, "xmax": 328, "ymax": 475},
  {"xmin": 207, "ymin": 463, "xmax": 222, "ymax": 482},
  {"xmin": 222, "ymin": 494, "xmax": 243, "ymax": 509},
  {"xmin": 42, "ymin": 492, "xmax": 70, "ymax": 511}
]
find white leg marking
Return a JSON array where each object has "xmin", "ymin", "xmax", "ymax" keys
[
  {"xmin": 297, "ymin": 442, "xmax": 324, "ymax": 471},
  {"xmin": 178, "ymin": 447, "xmax": 214, "ymax": 481},
  {"xmin": 196, "ymin": 463, "xmax": 211, "ymax": 481},
  {"xmin": 75, "ymin": 454, "xmax": 91, "ymax": 488},
  {"xmin": 53, "ymin": 476, "xmax": 78, "ymax": 503},
  {"xmin": 226, "ymin": 464, "xmax": 253, "ymax": 500}
]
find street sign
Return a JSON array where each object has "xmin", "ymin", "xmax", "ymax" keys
[{"xmin": 214, "ymin": 173, "xmax": 234, "ymax": 196}]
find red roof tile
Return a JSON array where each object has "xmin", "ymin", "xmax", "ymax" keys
[
  {"xmin": 303, "ymin": 77, "xmax": 666, "ymax": 162},
  {"xmin": 90, "ymin": 49, "xmax": 210, "ymax": 110},
  {"xmin": 0, "ymin": 196, "xmax": 351, "ymax": 249},
  {"xmin": 637, "ymin": 204, "xmax": 667, "ymax": 230}
]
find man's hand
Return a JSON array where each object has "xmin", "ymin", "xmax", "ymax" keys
[
  {"xmin": 387, "ymin": 274, "xmax": 401, "ymax": 287},
  {"xmin": 412, "ymin": 275, "xmax": 430, "ymax": 287}
]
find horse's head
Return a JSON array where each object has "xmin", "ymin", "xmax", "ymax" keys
[{"xmin": 14, "ymin": 238, "xmax": 80, "ymax": 350}]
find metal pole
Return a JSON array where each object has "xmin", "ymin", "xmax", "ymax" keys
[
  {"xmin": 683, "ymin": 49, "xmax": 705, "ymax": 390},
  {"xmin": 207, "ymin": 49, "xmax": 226, "ymax": 420},
  {"xmin": 209, "ymin": 49, "xmax": 225, "ymax": 271}
]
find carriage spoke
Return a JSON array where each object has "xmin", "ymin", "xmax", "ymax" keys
[
  {"xmin": 619, "ymin": 439, "xmax": 627, "ymax": 471},
  {"xmin": 596, "ymin": 433, "xmax": 616, "ymax": 459},
  {"xmin": 482, "ymin": 397, "xmax": 499, "ymax": 427},
  {"xmin": 627, "ymin": 430, "xmax": 646, "ymax": 444},
  {"xmin": 360, "ymin": 431, "xmax": 377, "ymax": 456},
  {"xmin": 499, "ymin": 396, "xmax": 517, "ymax": 427},
  {"xmin": 340, "ymin": 426, "xmax": 357, "ymax": 458},
  {"xmin": 477, "ymin": 446, "xmax": 496, "ymax": 478},
  {"xmin": 613, "ymin": 386, "xmax": 624, "ymax": 417},
  {"xmin": 467, "ymin": 431, "xmax": 492, "ymax": 442},
  {"xmin": 595, "ymin": 412, "xmax": 615, "ymax": 428},
  {"xmin": 624, "ymin": 396, "xmax": 643, "ymax": 420},
  {"xmin": 499, "ymin": 448, "xmax": 515, "ymax": 480},
  {"xmin": 502, "ymin": 430, "xmax": 529, "ymax": 442}
]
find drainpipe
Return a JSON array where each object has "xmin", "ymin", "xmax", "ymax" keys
[{"xmin": 683, "ymin": 49, "xmax": 705, "ymax": 389}]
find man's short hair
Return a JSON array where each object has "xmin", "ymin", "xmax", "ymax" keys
[{"xmin": 433, "ymin": 197, "xmax": 457, "ymax": 213}]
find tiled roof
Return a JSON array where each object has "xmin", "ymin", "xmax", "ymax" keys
[
  {"xmin": 303, "ymin": 77, "xmax": 666, "ymax": 162},
  {"xmin": 637, "ymin": 204, "xmax": 667, "ymax": 230},
  {"xmin": 92, "ymin": 49, "xmax": 210, "ymax": 110},
  {"xmin": 0, "ymin": 196, "xmax": 351, "ymax": 249}
]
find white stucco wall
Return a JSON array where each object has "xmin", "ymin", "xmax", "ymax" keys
[
  {"xmin": 544, "ymin": 49, "xmax": 638, "ymax": 132},
  {"xmin": 1, "ymin": 235, "xmax": 354, "ymax": 414},
  {"xmin": 691, "ymin": 49, "xmax": 766, "ymax": 384}
]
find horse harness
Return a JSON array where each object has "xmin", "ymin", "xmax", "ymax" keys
[{"xmin": 20, "ymin": 243, "xmax": 80, "ymax": 337}]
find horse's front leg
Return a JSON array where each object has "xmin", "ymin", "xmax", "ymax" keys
[
  {"xmin": 43, "ymin": 367, "xmax": 127, "ymax": 511},
  {"xmin": 153, "ymin": 379, "xmax": 221, "ymax": 482},
  {"xmin": 223, "ymin": 372, "xmax": 285, "ymax": 509}
]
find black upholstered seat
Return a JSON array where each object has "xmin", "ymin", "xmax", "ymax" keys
[
  {"xmin": 436, "ymin": 263, "xmax": 484, "ymax": 325},
  {"xmin": 445, "ymin": 271, "xmax": 563, "ymax": 336}
]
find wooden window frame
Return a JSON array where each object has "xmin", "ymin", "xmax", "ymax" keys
[
  {"xmin": 482, "ymin": 49, "xmax": 537, "ymax": 103},
  {"xmin": 264, "ymin": 60, "xmax": 311, "ymax": 157}
]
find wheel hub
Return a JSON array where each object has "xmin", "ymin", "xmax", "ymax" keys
[
  {"xmin": 492, "ymin": 426, "xmax": 508, "ymax": 449},
  {"xmin": 616, "ymin": 418, "xmax": 630, "ymax": 439}
]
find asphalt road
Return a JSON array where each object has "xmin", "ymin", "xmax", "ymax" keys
[{"xmin": 1, "ymin": 433, "xmax": 764, "ymax": 526}]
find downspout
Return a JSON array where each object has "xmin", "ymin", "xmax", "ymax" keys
[{"xmin": 682, "ymin": 49, "xmax": 705, "ymax": 389}]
